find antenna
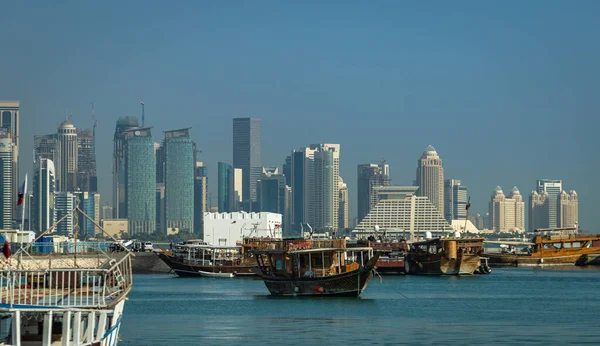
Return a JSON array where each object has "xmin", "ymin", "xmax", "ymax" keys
[{"xmin": 140, "ymin": 101, "xmax": 145, "ymax": 127}]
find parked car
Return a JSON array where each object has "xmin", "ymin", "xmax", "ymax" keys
[
  {"xmin": 143, "ymin": 241, "xmax": 154, "ymax": 252},
  {"xmin": 132, "ymin": 242, "xmax": 143, "ymax": 252}
]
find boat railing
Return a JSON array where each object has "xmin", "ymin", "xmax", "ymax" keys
[{"xmin": 0, "ymin": 253, "xmax": 133, "ymax": 309}]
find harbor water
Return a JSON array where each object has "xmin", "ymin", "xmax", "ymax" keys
[{"xmin": 120, "ymin": 267, "xmax": 600, "ymax": 345}]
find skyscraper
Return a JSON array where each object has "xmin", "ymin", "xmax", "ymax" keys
[
  {"xmin": 416, "ymin": 145, "xmax": 444, "ymax": 217},
  {"xmin": 257, "ymin": 168, "xmax": 290, "ymax": 235},
  {"xmin": 76, "ymin": 128, "xmax": 97, "ymax": 192},
  {"xmin": 194, "ymin": 161, "xmax": 208, "ymax": 236},
  {"xmin": 155, "ymin": 142, "xmax": 165, "ymax": 184},
  {"xmin": 489, "ymin": 186, "xmax": 525, "ymax": 233},
  {"xmin": 357, "ymin": 161, "xmax": 390, "ymax": 223},
  {"xmin": 444, "ymin": 179, "xmax": 467, "ymax": 223},
  {"xmin": 165, "ymin": 128, "xmax": 194, "ymax": 233},
  {"xmin": 233, "ymin": 117, "xmax": 262, "ymax": 210},
  {"xmin": 290, "ymin": 144, "xmax": 341, "ymax": 232},
  {"xmin": 54, "ymin": 191, "xmax": 76, "ymax": 235},
  {"xmin": 57, "ymin": 120, "xmax": 78, "ymax": 192},
  {"xmin": 34, "ymin": 134, "xmax": 59, "ymax": 167},
  {"xmin": 529, "ymin": 191, "xmax": 550, "ymax": 231},
  {"xmin": 558, "ymin": 190, "xmax": 578, "ymax": 229},
  {"xmin": 0, "ymin": 129, "xmax": 14, "ymax": 229},
  {"xmin": 233, "ymin": 168, "xmax": 243, "ymax": 211},
  {"xmin": 0, "ymin": 101, "xmax": 19, "ymax": 219},
  {"xmin": 32, "ymin": 158, "xmax": 56, "ymax": 233},
  {"xmin": 124, "ymin": 127, "xmax": 156, "ymax": 234},
  {"xmin": 536, "ymin": 179, "xmax": 562, "ymax": 229},
  {"xmin": 113, "ymin": 116, "xmax": 139, "ymax": 218},
  {"xmin": 76, "ymin": 191, "xmax": 99, "ymax": 238},
  {"xmin": 338, "ymin": 177, "xmax": 349, "ymax": 230},
  {"xmin": 218, "ymin": 162, "xmax": 234, "ymax": 212}
]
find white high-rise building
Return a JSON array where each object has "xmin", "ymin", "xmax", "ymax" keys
[
  {"xmin": 353, "ymin": 186, "xmax": 453, "ymax": 237},
  {"xmin": 338, "ymin": 177, "xmax": 349, "ymax": 230},
  {"xmin": 416, "ymin": 145, "xmax": 444, "ymax": 217},
  {"xmin": 559, "ymin": 190, "xmax": 578, "ymax": 229},
  {"xmin": 33, "ymin": 158, "xmax": 56, "ymax": 233},
  {"xmin": 489, "ymin": 186, "xmax": 525, "ymax": 233},
  {"xmin": 536, "ymin": 179, "xmax": 562, "ymax": 228},
  {"xmin": 290, "ymin": 144, "xmax": 341, "ymax": 232},
  {"xmin": 57, "ymin": 120, "xmax": 78, "ymax": 192},
  {"xmin": 0, "ymin": 129, "xmax": 14, "ymax": 229},
  {"xmin": 0, "ymin": 101, "xmax": 19, "ymax": 219}
]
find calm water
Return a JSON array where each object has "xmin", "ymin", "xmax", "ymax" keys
[{"xmin": 120, "ymin": 268, "xmax": 600, "ymax": 345}]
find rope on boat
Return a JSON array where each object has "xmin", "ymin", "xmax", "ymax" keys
[{"xmin": 374, "ymin": 269, "xmax": 410, "ymax": 299}]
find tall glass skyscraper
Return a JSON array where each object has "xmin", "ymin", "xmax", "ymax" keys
[
  {"xmin": 218, "ymin": 162, "xmax": 234, "ymax": 212},
  {"xmin": 194, "ymin": 162, "xmax": 207, "ymax": 236},
  {"xmin": 416, "ymin": 145, "xmax": 444, "ymax": 217},
  {"xmin": 125, "ymin": 127, "xmax": 156, "ymax": 234},
  {"xmin": 113, "ymin": 116, "xmax": 139, "ymax": 219},
  {"xmin": 33, "ymin": 158, "xmax": 56, "ymax": 233},
  {"xmin": 233, "ymin": 118, "xmax": 262, "ymax": 210},
  {"xmin": 165, "ymin": 128, "xmax": 194, "ymax": 233},
  {"xmin": 536, "ymin": 179, "xmax": 562, "ymax": 229},
  {"xmin": 357, "ymin": 161, "xmax": 390, "ymax": 223},
  {"xmin": 444, "ymin": 179, "xmax": 467, "ymax": 223}
]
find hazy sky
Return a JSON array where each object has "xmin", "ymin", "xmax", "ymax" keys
[{"xmin": 1, "ymin": 1, "xmax": 597, "ymax": 230}]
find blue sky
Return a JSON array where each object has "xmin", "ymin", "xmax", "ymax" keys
[{"xmin": 1, "ymin": 1, "xmax": 597, "ymax": 230}]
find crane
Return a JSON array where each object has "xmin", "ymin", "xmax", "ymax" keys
[
  {"xmin": 140, "ymin": 101, "xmax": 145, "ymax": 127},
  {"xmin": 91, "ymin": 102, "xmax": 97, "ymax": 149}
]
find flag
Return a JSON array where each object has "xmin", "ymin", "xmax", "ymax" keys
[
  {"xmin": 2, "ymin": 241, "xmax": 10, "ymax": 259},
  {"xmin": 465, "ymin": 197, "xmax": 471, "ymax": 211},
  {"xmin": 17, "ymin": 174, "xmax": 27, "ymax": 206},
  {"xmin": 274, "ymin": 224, "xmax": 281, "ymax": 228}
]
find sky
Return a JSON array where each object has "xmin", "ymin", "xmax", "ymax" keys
[{"xmin": 0, "ymin": 1, "xmax": 598, "ymax": 230}]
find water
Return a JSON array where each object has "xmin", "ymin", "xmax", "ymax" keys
[{"xmin": 120, "ymin": 267, "xmax": 600, "ymax": 345}]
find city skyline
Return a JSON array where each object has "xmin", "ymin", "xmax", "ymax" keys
[{"xmin": 0, "ymin": 2, "xmax": 597, "ymax": 231}]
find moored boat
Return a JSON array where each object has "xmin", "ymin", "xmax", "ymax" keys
[
  {"xmin": 350, "ymin": 239, "xmax": 408, "ymax": 275},
  {"xmin": 0, "ymin": 203, "xmax": 133, "ymax": 346},
  {"xmin": 405, "ymin": 237, "xmax": 489, "ymax": 275},
  {"xmin": 251, "ymin": 239, "xmax": 380, "ymax": 297},
  {"xmin": 198, "ymin": 270, "xmax": 235, "ymax": 278},
  {"xmin": 485, "ymin": 228, "xmax": 600, "ymax": 267}
]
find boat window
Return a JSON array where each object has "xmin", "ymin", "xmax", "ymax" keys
[
  {"xmin": 0, "ymin": 314, "xmax": 11, "ymax": 343},
  {"xmin": 572, "ymin": 242, "xmax": 581, "ymax": 248},
  {"xmin": 544, "ymin": 244, "xmax": 554, "ymax": 249},
  {"xmin": 563, "ymin": 243, "xmax": 571, "ymax": 248},
  {"xmin": 275, "ymin": 259, "xmax": 283, "ymax": 270},
  {"xmin": 553, "ymin": 243, "xmax": 562, "ymax": 249}
]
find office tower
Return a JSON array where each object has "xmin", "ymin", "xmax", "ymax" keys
[
  {"xmin": 444, "ymin": 179, "xmax": 468, "ymax": 223},
  {"xmin": 124, "ymin": 127, "xmax": 156, "ymax": 234},
  {"xmin": 536, "ymin": 179, "xmax": 562, "ymax": 229},
  {"xmin": 155, "ymin": 142, "xmax": 165, "ymax": 184},
  {"xmin": 32, "ymin": 158, "xmax": 56, "ymax": 233},
  {"xmin": 76, "ymin": 128, "xmax": 97, "ymax": 192},
  {"xmin": 290, "ymin": 144, "xmax": 341, "ymax": 232},
  {"xmin": 218, "ymin": 162, "xmax": 234, "ymax": 212},
  {"xmin": 76, "ymin": 191, "xmax": 99, "ymax": 238},
  {"xmin": 54, "ymin": 191, "xmax": 76, "ymax": 235},
  {"xmin": 100, "ymin": 204, "xmax": 113, "ymax": 221},
  {"xmin": 34, "ymin": 134, "xmax": 59, "ymax": 163},
  {"xmin": 155, "ymin": 184, "xmax": 165, "ymax": 234},
  {"xmin": 338, "ymin": 177, "xmax": 349, "ymax": 230},
  {"xmin": 233, "ymin": 168, "xmax": 242, "ymax": 211},
  {"xmin": 0, "ymin": 101, "xmax": 19, "ymax": 219},
  {"xmin": 416, "ymin": 145, "xmax": 444, "ymax": 217},
  {"xmin": 194, "ymin": 161, "xmax": 208, "ymax": 236},
  {"xmin": 56, "ymin": 120, "xmax": 78, "ymax": 192},
  {"xmin": 0, "ymin": 129, "xmax": 14, "ymax": 229},
  {"xmin": 529, "ymin": 191, "xmax": 550, "ymax": 231},
  {"xmin": 283, "ymin": 155, "xmax": 292, "ymax": 186},
  {"xmin": 233, "ymin": 117, "xmax": 262, "ymax": 210},
  {"xmin": 354, "ymin": 186, "xmax": 453, "ymax": 235},
  {"xmin": 93, "ymin": 193, "xmax": 100, "ymax": 234},
  {"xmin": 113, "ymin": 116, "xmax": 139, "ymax": 218},
  {"xmin": 489, "ymin": 186, "xmax": 525, "ymax": 233},
  {"xmin": 558, "ymin": 190, "xmax": 578, "ymax": 229},
  {"xmin": 357, "ymin": 161, "xmax": 391, "ymax": 223},
  {"xmin": 257, "ymin": 168, "xmax": 286, "ymax": 213},
  {"xmin": 165, "ymin": 128, "xmax": 194, "ymax": 233}
]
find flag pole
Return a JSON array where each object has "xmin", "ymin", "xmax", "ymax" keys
[
  {"xmin": 464, "ymin": 196, "xmax": 470, "ymax": 234},
  {"xmin": 18, "ymin": 174, "xmax": 27, "ymax": 269}
]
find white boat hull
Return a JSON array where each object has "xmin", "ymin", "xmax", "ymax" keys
[{"xmin": 198, "ymin": 270, "xmax": 234, "ymax": 278}]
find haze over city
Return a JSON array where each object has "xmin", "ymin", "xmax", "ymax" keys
[{"xmin": 0, "ymin": 1, "xmax": 597, "ymax": 230}]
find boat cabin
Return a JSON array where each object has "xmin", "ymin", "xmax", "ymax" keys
[
  {"xmin": 411, "ymin": 238, "xmax": 484, "ymax": 259},
  {"xmin": 253, "ymin": 247, "xmax": 374, "ymax": 279}
]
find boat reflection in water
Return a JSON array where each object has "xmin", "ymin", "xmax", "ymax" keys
[{"xmin": 251, "ymin": 239, "xmax": 380, "ymax": 297}]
